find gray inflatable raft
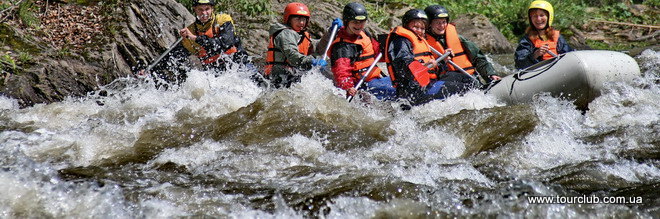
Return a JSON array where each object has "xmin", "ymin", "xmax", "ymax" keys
[{"xmin": 486, "ymin": 50, "xmax": 641, "ymax": 108}]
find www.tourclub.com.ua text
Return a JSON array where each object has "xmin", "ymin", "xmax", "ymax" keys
[{"xmin": 527, "ymin": 195, "xmax": 643, "ymax": 204}]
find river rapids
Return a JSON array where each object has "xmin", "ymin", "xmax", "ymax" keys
[{"xmin": 0, "ymin": 49, "xmax": 658, "ymax": 218}]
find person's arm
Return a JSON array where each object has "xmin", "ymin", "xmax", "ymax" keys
[
  {"xmin": 388, "ymin": 35, "xmax": 431, "ymax": 105},
  {"xmin": 514, "ymin": 36, "xmax": 538, "ymax": 69},
  {"xmin": 275, "ymin": 29, "xmax": 314, "ymax": 68},
  {"xmin": 557, "ymin": 35, "xmax": 574, "ymax": 54},
  {"xmin": 459, "ymin": 35, "xmax": 498, "ymax": 80},
  {"xmin": 331, "ymin": 42, "xmax": 358, "ymax": 91}
]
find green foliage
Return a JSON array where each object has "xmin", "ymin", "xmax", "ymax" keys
[
  {"xmin": 56, "ymin": 48, "xmax": 72, "ymax": 58},
  {"xmin": 176, "ymin": 0, "xmax": 272, "ymax": 16},
  {"xmin": 218, "ymin": 0, "xmax": 271, "ymax": 16},
  {"xmin": 18, "ymin": 0, "xmax": 39, "ymax": 28},
  {"xmin": 1, "ymin": 2, "xmax": 11, "ymax": 11},
  {"xmin": 17, "ymin": 51, "xmax": 33, "ymax": 64},
  {"xmin": 0, "ymin": 53, "xmax": 17, "ymax": 71},
  {"xmin": 362, "ymin": 1, "xmax": 396, "ymax": 29},
  {"xmin": 645, "ymin": 0, "xmax": 660, "ymax": 7}
]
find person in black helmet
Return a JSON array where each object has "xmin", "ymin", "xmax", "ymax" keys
[
  {"xmin": 137, "ymin": 0, "xmax": 249, "ymax": 83},
  {"xmin": 385, "ymin": 9, "xmax": 471, "ymax": 106},
  {"xmin": 328, "ymin": 2, "xmax": 395, "ymax": 100},
  {"xmin": 424, "ymin": 5, "xmax": 501, "ymax": 82}
]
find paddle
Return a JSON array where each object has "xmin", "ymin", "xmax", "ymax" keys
[
  {"xmin": 321, "ymin": 24, "xmax": 340, "ymax": 61},
  {"xmin": 547, "ymin": 50, "xmax": 558, "ymax": 58},
  {"xmin": 428, "ymin": 47, "xmax": 483, "ymax": 86},
  {"xmin": 139, "ymin": 37, "xmax": 184, "ymax": 77},
  {"xmin": 407, "ymin": 51, "xmax": 452, "ymax": 87},
  {"xmin": 347, "ymin": 53, "xmax": 383, "ymax": 102}
]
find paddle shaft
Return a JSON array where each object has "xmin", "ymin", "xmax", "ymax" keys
[
  {"xmin": 347, "ymin": 53, "xmax": 383, "ymax": 102},
  {"xmin": 321, "ymin": 25, "xmax": 339, "ymax": 61},
  {"xmin": 144, "ymin": 37, "xmax": 183, "ymax": 74},
  {"xmin": 428, "ymin": 47, "xmax": 483, "ymax": 85},
  {"xmin": 547, "ymin": 50, "xmax": 558, "ymax": 58}
]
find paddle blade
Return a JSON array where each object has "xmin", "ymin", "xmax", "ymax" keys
[{"xmin": 408, "ymin": 61, "xmax": 431, "ymax": 87}]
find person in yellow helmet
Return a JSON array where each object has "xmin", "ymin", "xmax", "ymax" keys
[
  {"xmin": 137, "ymin": 0, "xmax": 249, "ymax": 83},
  {"xmin": 514, "ymin": 0, "xmax": 573, "ymax": 69}
]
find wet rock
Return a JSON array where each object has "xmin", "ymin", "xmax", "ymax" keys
[{"xmin": 453, "ymin": 13, "xmax": 515, "ymax": 54}]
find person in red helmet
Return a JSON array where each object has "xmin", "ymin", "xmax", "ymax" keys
[
  {"xmin": 328, "ymin": 2, "xmax": 395, "ymax": 101},
  {"xmin": 138, "ymin": 0, "xmax": 248, "ymax": 82},
  {"xmin": 264, "ymin": 2, "xmax": 327, "ymax": 88}
]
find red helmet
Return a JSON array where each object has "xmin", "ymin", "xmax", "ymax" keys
[{"xmin": 283, "ymin": 2, "xmax": 310, "ymax": 24}]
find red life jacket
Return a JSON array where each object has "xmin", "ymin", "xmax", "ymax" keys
[
  {"xmin": 182, "ymin": 14, "xmax": 238, "ymax": 65},
  {"xmin": 329, "ymin": 30, "xmax": 382, "ymax": 82},
  {"xmin": 264, "ymin": 29, "xmax": 311, "ymax": 76},
  {"xmin": 384, "ymin": 26, "xmax": 436, "ymax": 86},
  {"xmin": 531, "ymin": 30, "xmax": 560, "ymax": 60},
  {"xmin": 426, "ymin": 24, "xmax": 475, "ymax": 74}
]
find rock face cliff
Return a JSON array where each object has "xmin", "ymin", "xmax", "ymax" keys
[
  {"xmin": 0, "ymin": 0, "xmax": 513, "ymax": 107},
  {"xmin": 1, "ymin": 0, "xmax": 193, "ymax": 107}
]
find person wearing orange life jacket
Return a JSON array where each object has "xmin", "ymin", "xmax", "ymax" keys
[
  {"xmin": 138, "ymin": 0, "xmax": 248, "ymax": 82},
  {"xmin": 385, "ymin": 9, "xmax": 475, "ymax": 106},
  {"xmin": 424, "ymin": 5, "xmax": 501, "ymax": 82},
  {"xmin": 329, "ymin": 2, "xmax": 395, "ymax": 100},
  {"xmin": 264, "ymin": 2, "xmax": 327, "ymax": 88},
  {"xmin": 515, "ymin": 0, "xmax": 573, "ymax": 69}
]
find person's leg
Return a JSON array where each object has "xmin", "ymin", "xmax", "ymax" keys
[{"xmin": 365, "ymin": 77, "xmax": 397, "ymax": 100}]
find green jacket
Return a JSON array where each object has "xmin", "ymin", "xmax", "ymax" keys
[
  {"xmin": 430, "ymin": 33, "xmax": 499, "ymax": 80},
  {"xmin": 267, "ymin": 22, "xmax": 319, "ymax": 87}
]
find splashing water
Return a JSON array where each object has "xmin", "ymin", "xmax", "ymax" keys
[{"xmin": 0, "ymin": 50, "xmax": 658, "ymax": 218}]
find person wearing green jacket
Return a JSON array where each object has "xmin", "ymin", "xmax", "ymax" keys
[
  {"xmin": 424, "ymin": 5, "xmax": 501, "ymax": 83},
  {"xmin": 263, "ymin": 2, "xmax": 328, "ymax": 88}
]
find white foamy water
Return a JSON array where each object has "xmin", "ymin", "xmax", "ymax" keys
[{"xmin": 0, "ymin": 50, "xmax": 658, "ymax": 217}]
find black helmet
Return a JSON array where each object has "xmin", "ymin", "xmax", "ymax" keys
[
  {"xmin": 402, "ymin": 9, "xmax": 428, "ymax": 26},
  {"xmin": 193, "ymin": 0, "xmax": 215, "ymax": 6},
  {"xmin": 424, "ymin": 5, "xmax": 449, "ymax": 22},
  {"xmin": 343, "ymin": 2, "xmax": 368, "ymax": 22}
]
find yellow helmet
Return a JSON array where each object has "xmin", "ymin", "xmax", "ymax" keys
[{"xmin": 528, "ymin": 0, "xmax": 554, "ymax": 27}]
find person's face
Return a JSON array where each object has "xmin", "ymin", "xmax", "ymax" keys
[
  {"xmin": 289, "ymin": 16, "xmax": 308, "ymax": 32},
  {"xmin": 529, "ymin": 9, "xmax": 548, "ymax": 30},
  {"xmin": 429, "ymin": 18, "xmax": 448, "ymax": 35},
  {"xmin": 406, "ymin": 19, "xmax": 426, "ymax": 37},
  {"xmin": 346, "ymin": 20, "xmax": 366, "ymax": 35},
  {"xmin": 193, "ymin": 5, "xmax": 214, "ymax": 23}
]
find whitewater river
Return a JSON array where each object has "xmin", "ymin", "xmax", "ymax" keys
[{"xmin": 1, "ymin": 50, "xmax": 658, "ymax": 218}]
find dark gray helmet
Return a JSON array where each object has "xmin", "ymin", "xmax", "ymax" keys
[
  {"xmin": 343, "ymin": 2, "xmax": 368, "ymax": 22},
  {"xmin": 402, "ymin": 9, "xmax": 428, "ymax": 26},
  {"xmin": 424, "ymin": 5, "xmax": 449, "ymax": 21}
]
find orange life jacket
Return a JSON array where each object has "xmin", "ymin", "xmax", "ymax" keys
[
  {"xmin": 264, "ymin": 29, "xmax": 311, "ymax": 76},
  {"xmin": 329, "ymin": 30, "xmax": 382, "ymax": 82},
  {"xmin": 426, "ymin": 24, "xmax": 475, "ymax": 75},
  {"xmin": 182, "ymin": 14, "xmax": 238, "ymax": 65},
  {"xmin": 531, "ymin": 30, "xmax": 560, "ymax": 60},
  {"xmin": 384, "ymin": 26, "xmax": 436, "ymax": 85}
]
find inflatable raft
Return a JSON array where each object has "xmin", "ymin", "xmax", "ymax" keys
[{"xmin": 486, "ymin": 50, "xmax": 641, "ymax": 108}]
